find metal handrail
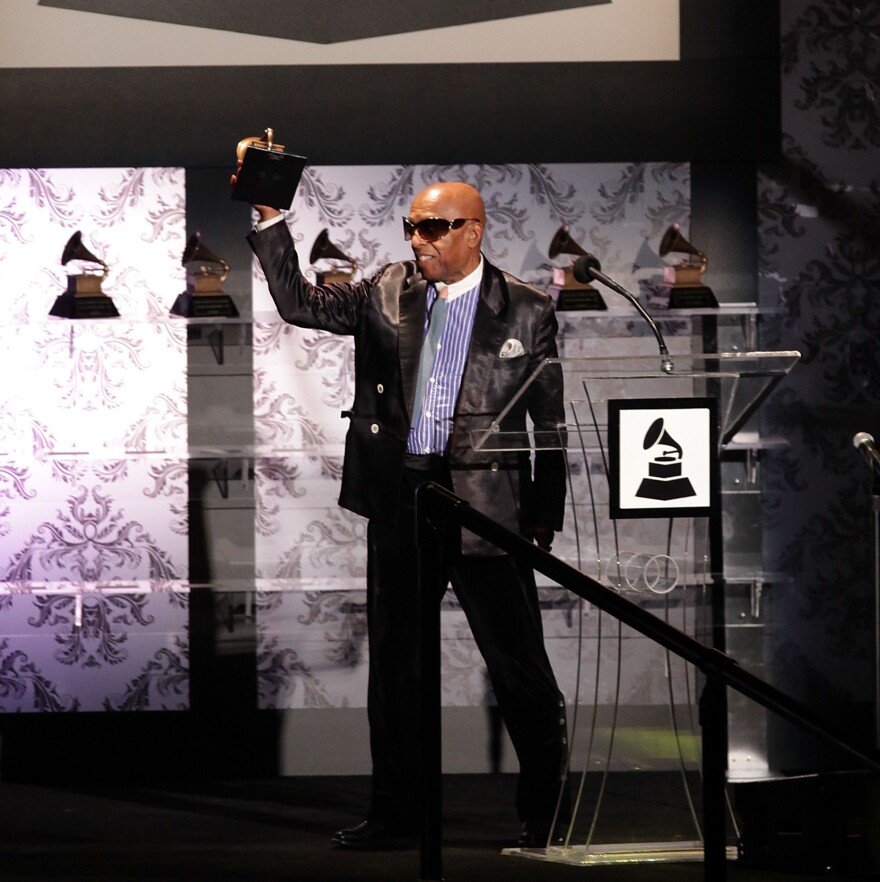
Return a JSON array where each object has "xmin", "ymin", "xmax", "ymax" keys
[{"xmin": 415, "ymin": 481, "xmax": 880, "ymax": 882}]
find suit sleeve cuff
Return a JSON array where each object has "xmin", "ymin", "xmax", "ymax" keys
[{"xmin": 254, "ymin": 214, "xmax": 285, "ymax": 233}]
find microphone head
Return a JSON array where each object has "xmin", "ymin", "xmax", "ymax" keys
[
  {"xmin": 572, "ymin": 253, "xmax": 602, "ymax": 284},
  {"xmin": 853, "ymin": 431, "xmax": 875, "ymax": 448}
]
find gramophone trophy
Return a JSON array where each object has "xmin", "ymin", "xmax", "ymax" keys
[
  {"xmin": 658, "ymin": 224, "xmax": 718, "ymax": 308},
  {"xmin": 231, "ymin": 127, "xmax": 307, "ymax": 210},
  {"xmin": 49, "ymin": 231, "xmax": 120, "ymax": 318},
  {"xmin": 170, "ymin": 232, "xmax": 239, "ymax": 318},
  {"xmin": 309, "ymin": 229, "xmax": 357, "ymax": 285},
  {"xmin": 547, "ymin": 225, "xmax": 606, "ymax": 310}
]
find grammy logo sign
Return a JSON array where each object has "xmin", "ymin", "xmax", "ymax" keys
[
  {"xmin": 608, "ymin": 397, "xmax": 719, "ymax": 520},
  {"xmin": 231, "ymin": 127, "xmax": 307, "ymax": 210},
  {"xmin": 170, "ymin": 232, "xmax": 238, "ymax": 317},
  {"xmin": 547, "ymin": 225, "xmax": 606, "ymax": 310},
  {"xmin": 50, "ymin": 231, "xmax": 119, "ymax": 318},
  {"xmin": 659, "ymin": 224, "xmax": 717, "ymax": 308},
  {"xmin": 634, "ymin": 418, "xmax": 696, "ymax": 501}
]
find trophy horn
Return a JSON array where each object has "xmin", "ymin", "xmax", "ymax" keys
[
  {"xmin": 548, "ymin": 224, "xmax": 588, "ymax": 259},
  {"xmin": 659, "ymin": 224, "xmax": 708, "ymax": 272},
  {"xmin": 643, "ymin": 417, "xmax": 683, "ymax": 457},
  {"xmin": 61, "ymin": 231, "xmax": 109, "ymax": 279},
  {"xmin": 182, "ymin": 232, "xmax": 230, "ymax": 284},
  {"xmin": 310, "ymin": 229, "xmax": 358, "ymax": 270}
]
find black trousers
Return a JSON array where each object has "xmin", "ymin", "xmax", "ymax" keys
[{"xmin": 365, "ymin": 458, "xmax": 568, "ymax": 831}]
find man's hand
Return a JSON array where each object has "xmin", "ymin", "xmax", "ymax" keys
[
  {"xmin": 252, "ymin": 204, "xmax": 281, "ymax": 224},
  {"xmin": 230, "ymin": 161, "xmax": 281, "ymax": 224},
  {"xmin": 531, "ymin": 524, "xmax": 555, "ymax": 553}
]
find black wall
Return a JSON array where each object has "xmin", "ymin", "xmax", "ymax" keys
[{"xmin": 1, "ymin": 1, "xmax": 779, "ymax": 168}]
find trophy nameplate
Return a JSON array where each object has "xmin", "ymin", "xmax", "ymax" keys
[
  {"xmin": 231, "ymin": 128, "xmax": 307, "ymax": 210},
  {"xmin": 667, "ymin": 284, "xmax": 718, "ymax": 309},
  {"xmin": 170, "ymin": 291, "xmax": 239, "ymax": 318},
  {"xmin": 50, "ymin": 284, "xmax": 121, "ymax": 319},
  {"xmin": 557, "ymin": 287, "xmax": 608, "ymax": 311}
]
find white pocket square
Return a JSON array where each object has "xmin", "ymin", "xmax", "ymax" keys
[{"xmin": 499, "ymin": 338, "xmax": 525, "ymax": 358}]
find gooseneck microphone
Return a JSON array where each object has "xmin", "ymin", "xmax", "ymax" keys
[
  {"xmin": 853, "ymin": 432, "xmax": 880, "ymax": 474},
  {"xmin": 573, "ymin": 253, "xmax": 673, "ymax": 373}
]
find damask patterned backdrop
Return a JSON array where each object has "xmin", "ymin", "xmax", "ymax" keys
[
  {"xmin": 0, "ymin": 168, "xmax": 190, "ymax": 712},
  {"xmin": 760, "ymin": 0, "xmax": 880, "ymax": 767}
]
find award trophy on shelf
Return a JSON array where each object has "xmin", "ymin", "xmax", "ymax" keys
[
  {"xmin": 309, "ymin": 229, "xmax": 357, "ymax": 285},
  {"xmin": 658, "ymin": 224, "xmax": 718, "ymax": 308},
  {"xmin": 547, "ymin": 224, "xmax": 607, "ymax": 310},
  {"xmin": 231, "ymin": 127, "xmax": 307, "ymax": 210},
  {"xmin": 170, "ymin": 232, "xmax": 238, "ymax": 318},
  {"xmin": 50, "ymin": 231, "xmax": 120, "ymax": 318}
]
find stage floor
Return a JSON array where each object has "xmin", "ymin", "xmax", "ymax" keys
[{"xmin": 0, "ymin": 772, "xmax": 869, "ymax": 881}]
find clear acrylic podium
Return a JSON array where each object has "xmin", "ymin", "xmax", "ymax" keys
[{"xmin": 470, "ymin": 350, "xmax": 800, "ymax": 868}]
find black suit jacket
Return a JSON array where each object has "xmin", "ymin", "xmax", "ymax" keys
[{"xmin": 248, "ymin": 220, "xmax": 566, "ymax": 554}]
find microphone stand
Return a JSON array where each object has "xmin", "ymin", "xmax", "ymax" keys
[
  {"xmin": 573, "ymin": 254, "xmax": 674, "ymax": 374},
  {"xmin": 854, "ymin": 433, "xmax": 880, "ymax": 749},
  {"xmin": 874, "ymin": 475, "xmax": 880, "ymax": 750}
]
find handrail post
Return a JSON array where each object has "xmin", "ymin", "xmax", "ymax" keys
[
  {"xmin": 416, "ymin": 484, "xmax": 447, "ymax": 882},
  {"xmin": 700, "ymin": 674, "xmax": 729, "ymax": 881}
]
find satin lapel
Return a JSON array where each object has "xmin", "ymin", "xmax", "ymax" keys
[
  {"xmin": 457, "ymin": 263, "xmax": 507, "ymax": 416},
  {"xmin": 398, "ymin": 275, "xmax": 428, "ymax": 420}
]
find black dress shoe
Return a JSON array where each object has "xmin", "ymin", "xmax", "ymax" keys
[
  {"xmin": 518, "ymin": 820, "xmax": 565, "ymax": 848},
  {"xmin": 332, "ymin": 819, "xmax": 417, "ymax": 850}
]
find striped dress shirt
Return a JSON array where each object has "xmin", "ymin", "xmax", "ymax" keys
[{"xmin": 407, "ymin": 261, "xmax": 482, "ymax": 455}]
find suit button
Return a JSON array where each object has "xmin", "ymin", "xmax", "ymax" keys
[
  {"xmin": 491, "ymin": 462, "xmax": 499, "ymax": 472},
  {"xmin": 377, "ymin": 383, "xmax": 384, "ymax": 394},
  {"xmin": 370, "ymin": 424, "xmax": 379, "ymax": 434}
]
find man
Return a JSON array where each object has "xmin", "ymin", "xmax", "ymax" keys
[{"xmin": 246, "ymin": 180, "xmax": 568, "ymax": 849}]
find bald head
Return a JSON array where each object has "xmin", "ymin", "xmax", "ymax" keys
[
  {"xmin": 412, "ymin": 182, "xmax": 486, "ymax": 226},
  {"xmin": 407, "ymin": 182, "xmax": 485, "ymax": 284}
]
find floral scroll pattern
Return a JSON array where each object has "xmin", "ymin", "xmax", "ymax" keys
[
  {"xmin": 759, "ymin": 0, "xmax": 880, "ymax": 752},
  {"xmin": 0, "ymin": 167, "xmax": 189, "ymax": 712}
]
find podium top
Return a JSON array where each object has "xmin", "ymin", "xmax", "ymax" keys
[
  {"xmin": 473, "ymin": 350, "xmax": 800, "ymax": 451},
  {"xmin": 549, "ymin": 351, "xmax": 801, "ymax": 379}
]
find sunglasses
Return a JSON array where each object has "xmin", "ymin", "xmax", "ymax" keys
[{"xmin": 402, "ymin": 216, "xmax": 480, "ymax": 243}]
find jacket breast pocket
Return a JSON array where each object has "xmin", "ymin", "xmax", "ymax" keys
[{"xmin": 490, "ymin": 353, "xmax": 531, "ymax": 397}]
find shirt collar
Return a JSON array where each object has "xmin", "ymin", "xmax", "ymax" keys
[{"xmin": 436, "ymin": 256, "xmax": 483, "ymax": 301}]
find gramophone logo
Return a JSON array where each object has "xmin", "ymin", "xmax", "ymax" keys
[
  {"xmin": 609, "ymin": 398, "xmax": 717, "ymax": 519},
  {"xmin": 635, "ymin": 417, "xmax": 696, "ymax": 501}
]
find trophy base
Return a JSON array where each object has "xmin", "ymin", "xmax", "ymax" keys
[
  {"xmin": 170, "ymin": 292, "xmax": 239, "ymax": 318},
  {"xmin": 667, "ymin": 285, "xmax": 718, "ymax": 309},
  {"xmin": 557, "ymin": 286, "xmax": 607, "ymax": 311},
  {"xmin": 49, "ymin": 293, "xmax": 119, "ymax": 319},
  {"xmin": 231, "ymin": 146, "xmax": 307, "ymax": 210}
]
